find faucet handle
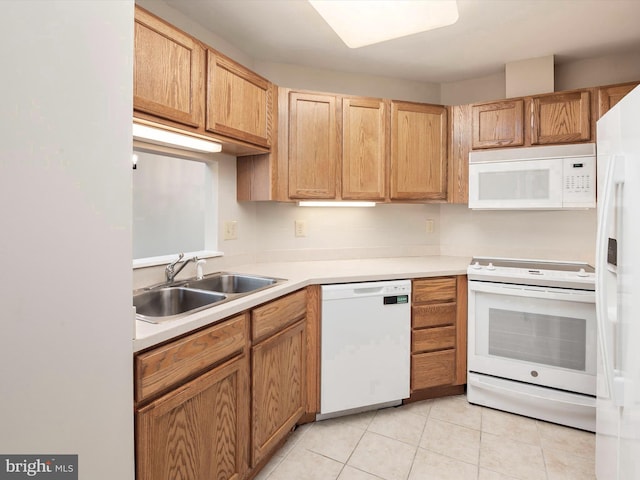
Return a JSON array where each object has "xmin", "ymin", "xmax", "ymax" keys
[{"xmin": 196, "ymin": 259, "xmax": 207, "ymax": 280}]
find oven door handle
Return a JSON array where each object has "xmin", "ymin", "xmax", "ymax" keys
[
  {"xmin": 468, "ymin": 376, "xmax": 595, "ymax": 407},
  {"xmin": 468, "ymin": 281, "xmax": 595, "ymax": 303}
]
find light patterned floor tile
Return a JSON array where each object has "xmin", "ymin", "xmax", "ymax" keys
[
  {"xmin": 324, "ymin": 410, "xmax": 378, "ymax": 431},
  {"xmin": 408, "ymin": 449, "xmax": 478, "ymax": 480},
  {"xmin": 337, "ymin": 465, "xmax": 385, "ymax": 480},
  {"xmin": 478, "ymin": 468, "xmax": 521, "ymax": 480},
  {"xmin": 430, "ymin": 394, "xmax": 483, "ymax": 430},
  {"xmin": 398, "ymin": 399, "xmax": 433, "ymax": 418},
  {"xmin": 367, "ymin": 405, "xmax": 427, "ymax": 446},
  {"xmin": 544, "ymin": 447, "xmax": 596, "ymax": 479},
  {"xmin": 347, "ymin": 431, "xmax": 417, "ymax": 480},
  {"xmin": 480, "ymin": 432, "xmax": 546, "ymax": 480},
  {"xmin": 420, "ymin": 416, "xmax": 481, "ymax": 465},
  {"xmin": 481, "ymin": 408, "xmax": 541, "ymax": 446},
  {"xmin": 299, "ymin": 418, "xmax": 365, "ymax": 463},
  {"xmin": 537, "ymin": 421, "xmax": 595, "ymax": 458},
  {"xmin": 268, "ymin": 445, "xmax": 343, "ymax": 480}
]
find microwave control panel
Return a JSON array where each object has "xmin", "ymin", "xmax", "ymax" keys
[{"xmin": 563, "ymin": 156, "xmax": 596, "ymax": 207}]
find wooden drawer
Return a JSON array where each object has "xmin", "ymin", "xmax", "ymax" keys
[
  {"xmin": 411, "ymin": 349, "xmax": 455, "ymax": 391},
  {"xmin": 251, "ymin": 289, "xmax": 307, "ymax": 343},
  {"xmin": 413, "ymin": 277, "xmax": 456, "ymax": 304},
  {"xmin": 413, "ymin": 326, "xmax": 455, "ymax": 353},
  {"xmin": 413, "ymin": 302, "xmax": 456, "ymax": 328},
  {"xmin": 135, "ymin": 314, "xmax": 247, "ymax": 403}
]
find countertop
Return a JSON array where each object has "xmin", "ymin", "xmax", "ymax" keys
[{"xmin": 134, "ymin": 255, "xmax": 471, "ymax": 352}]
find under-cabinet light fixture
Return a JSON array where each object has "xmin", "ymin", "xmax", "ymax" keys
[
  {"xmin": 132, "ymin": 123, "xmax": 222, "ymax": 153},
  {"xmin": 308, "ymin": 0, "xmax": 459, "ymax": 48},
  {"xmin": 298, "ymin": 201, "xmax": 376, "ymax": 207}
]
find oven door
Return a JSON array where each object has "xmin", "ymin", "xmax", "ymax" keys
[{"xmin": 468, "ymin": 280, "xmax": 596, "ymax": 395}]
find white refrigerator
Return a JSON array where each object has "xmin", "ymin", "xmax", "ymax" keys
[{"xmin": 596, "ymin": 84, "xmax": 640, "ymax": 479}]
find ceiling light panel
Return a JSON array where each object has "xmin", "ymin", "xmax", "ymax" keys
[{"xmin": 308, "ymin": 0, "xmax": 459, "ymax": 48}]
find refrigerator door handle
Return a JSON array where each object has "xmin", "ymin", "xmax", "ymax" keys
[{"xmin": 596, "ymin": 156, "xmax": 616, "ymax": 398}]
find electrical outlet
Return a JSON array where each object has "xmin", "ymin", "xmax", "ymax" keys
[
  {"xmin": 224, "ymin": 220, "xmax": 238, "ymax": 240},
  {"xmin": 425, "ymin": 219, "xmax": 435, "ymax": 234},
  {"xmin": 294, "ymin": 220, "xmax": 307, "ymax": 237}
]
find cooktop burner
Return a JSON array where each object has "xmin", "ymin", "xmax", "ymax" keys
[{"xmin": 468, "ymin": 257, "xmax": 595, "ymax": 290}]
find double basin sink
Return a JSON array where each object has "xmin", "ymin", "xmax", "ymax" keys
[{"xmin": 133, "ymin": 273, "xmax": 285, "ymax": 323}]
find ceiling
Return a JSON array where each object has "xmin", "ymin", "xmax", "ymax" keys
[{"xmin": 163, "ymin": 0, "xmax": 640, "ymax": 84}]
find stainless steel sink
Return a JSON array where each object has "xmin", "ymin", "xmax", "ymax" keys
[
  {"xmin": 186, "ymin": 273, "xmax": 278, "ymax": 294},
  {"xmin": 134, "ymin": 272, "xmax": 285, "ymax": 324},
  {"xmin": 134, "ymin": 287, "xmax": 227, "ymax": 321}
]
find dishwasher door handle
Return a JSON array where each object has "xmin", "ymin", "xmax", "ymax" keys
[{"xmin": 353, "ymin": 287, "xmax": 385, "ymax": 295}]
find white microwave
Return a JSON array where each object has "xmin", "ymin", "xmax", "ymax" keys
[{"xmin": 468, "ymin": 143, "xmax": 596, "ymax": 210}]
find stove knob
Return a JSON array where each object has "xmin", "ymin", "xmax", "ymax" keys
[
  {"xmin": 577, "ymin": 268, "xmax": 588, "ymax": 277},
  {"xmin": 486, "ymin": 262, "xmax": 495, "ymax": 271},
  {"xmin": 472, "ymin": 261, "xmax": 482, "ymax": 270}
]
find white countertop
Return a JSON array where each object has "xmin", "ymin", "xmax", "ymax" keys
[{"xmin": 133, "ymin": 255, "xmax": 471, "ymax": 351}]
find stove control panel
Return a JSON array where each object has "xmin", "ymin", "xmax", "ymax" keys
[{"xmin": 467, "ymin": 257, "xmax": 595, "ymax": 290}]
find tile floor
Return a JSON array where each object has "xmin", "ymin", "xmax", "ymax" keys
[{"xmin": 254, "ymin": 395, "xmax": 596, "ymax": 480}]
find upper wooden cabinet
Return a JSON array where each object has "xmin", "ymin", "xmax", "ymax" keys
[
  {"xmin": 342, "ymin": 98, "xmax": 388, "ymax": 200},
  {"xmin": 530, "ymin": 90, "xmax": 591, "ymax": 145},
  {"xmin": 390, "ymin": 101, "xmax": 448, "ymax": 201},
  {"xmin": 134, "ymin": 7, "xmax": 205, "ymax": 128},
  {"xmin": 288, "ymin": 91, "xmax": 340, "ymax": 199},
  {"xmin": 598, "ymin": 81, "xmax": 640, "ymax": 118},
  {"xmin": 471, "ymin": 99, "xmax": 524, "ymax": 149},
  {"xmin": 207, "ymin": 50, "xmax": 273, "ymax": 148},
  {"xmin": 133, "ymin": 6, "xmax": 271, "ymax": 155}
]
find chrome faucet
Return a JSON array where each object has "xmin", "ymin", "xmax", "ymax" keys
[{"xmin": 165, "ymin": 253, "xmax": 198, "ymax": 283}]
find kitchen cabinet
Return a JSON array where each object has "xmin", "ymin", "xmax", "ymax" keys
[
  {"xmin": 250, "ymin": 290, "xmax": 307, "ymax": 466},
  {"xmin": 410, "ymin": 276, "xmax": 467, "ymax": 393},
  {"xmin": 598, "ymin": 81, "xmax": 639, "ymax": 118},
  {"xmin": 390, "ymin": 101, "xmax": 448, "ymax": 201},
  {"xmin": 207, "ymin": 50, "xmax": 274, "ymax": 148},
  {"xmin": 133, "ymin": 6, "xmax": 271, "ymax": 156},
  {"xmin": 288, "ymin": 91, "xmax": 340, "ymax": 199},
  {"xmin": 471, "ymin": 99, "xmax": 524, "ymax": 149},
  {"xmin": 134, "ymin": 7, "xmax": 205, "ymax": 128},
  {"xmin": 342, "ymin": 97, "xmax": 388, "ymax": 200},
  {"xmin": 530, "ymin": 90, "xmax": 591, "ymax": 144},
  {"xmin": 135, "ymin": 314, "xmax": 249, "ymax": 480},
  {"xmin": 448, "ymin": 104, "xmax": 472, "ymax": 204}
]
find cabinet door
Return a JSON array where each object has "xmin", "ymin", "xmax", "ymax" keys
[
  {"xmin": 598, "ymin": 82, "xmax": 639, "ymax": 118},
  {"xmin": 530, "ymin": 90, "xmax": 591, "ymax": 144},
  {"xmin": 252, "ymin": 321, "xmax": 306, "ymax": 466},
  {"xmin": 472, "ymin": 100, "xmax": 524, "ymax": 149},
  {"xmin": 288, "ymin": 92, "xmax": 339, "ymax": 199},
  {"xmin": 134, "ymin": 7, "xmax": 204, "ymax": 128},
  {"xmin": 390, "ymin": 102, "xmax": 447, "ymax": 201},
  {"xmin": 342, "ymin": 98, "xmax": 387, "ymax": 200},
  {"xmin": 136, "ymin": 355, "xmax": 249, "ymax": 480},
  {"xmin": 207, "ymin": 50, "xmax": 272, "ymax": 147}
]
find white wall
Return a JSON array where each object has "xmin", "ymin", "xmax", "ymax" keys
[
  {"xmin": 254, "ymin": 61, "xmax": 441, "ymax": 103},
  {"xmin": 255, "ymin": 203, "xmax": 441, "ymax": 262},
  {"xmin": 442, "ymin": 50, "xmax": 640, "ymax": 105},
  {"xmin": 0, "ymin": 2, "xmax": 134, "ymax": 479},
  {"xmin": 439, "ymin": 205, "xmax": 597, "ymax": 265}
]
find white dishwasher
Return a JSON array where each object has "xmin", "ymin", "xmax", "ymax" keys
[{"xmin": 319, "ymin": 280, "xmax": 411, "ymax": 419}]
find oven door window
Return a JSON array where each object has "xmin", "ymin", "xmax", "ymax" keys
[
  {"xmin": 469, "ymin": 285, "xmax": 596, "ymax": 395},
  {"xmin": 488, "ymin": 307, "xmax": 586, "ymax": 371}
]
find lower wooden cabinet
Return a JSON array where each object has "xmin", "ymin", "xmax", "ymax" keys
[
  {"xmin": 410, "ymin": 276, "xmax": 467, "ymax": 393},
  {"xmin": 250, "ymin": 290, "xmax": 307, "ymax": 467},
  {"xmin": 136, "ymin": 355, "xmax": 249, "ymax": 480},
  {"xmin": 251, "ymin": 321, "xmax": 306, "ymax": 466}
]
